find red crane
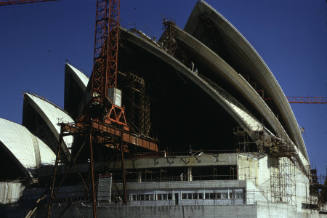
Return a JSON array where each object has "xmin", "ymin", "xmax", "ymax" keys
[
  {"xmin": 47, "ymin": 1, "xmax": 158, "ymax": 218},
  {"xmin": 0, "ymin": 0, "xmax": 55, "ymax": 6},
  {"xmin": 287, "ymin": 97, "xmax": 327, "ymax": 104}
]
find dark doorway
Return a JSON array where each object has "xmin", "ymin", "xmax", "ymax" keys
[{"xmin": 175, "ymin": 193, "xmax": 179, "ymax": 205}]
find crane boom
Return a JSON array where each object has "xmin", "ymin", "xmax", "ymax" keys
[
  {"xmin": 288, "ymin": 97, "xmax": 327, "ymax": 104},
  {"xmin": 0, "ymin": 0, "xmax": 55, "ymax": 6}
]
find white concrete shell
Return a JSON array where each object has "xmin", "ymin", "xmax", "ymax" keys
[
  {"xmin": 66, "ymin": 63, "xmax": 89, "ymax": 89},
  {"xmin": 0, "ymin": 118, "xmax": 55, "ymax": 169},
  {"xmin": 184, "ymin": 0, "xmax": 308, "ymax": 160},
  {"xmin": 64, "ymin": 63, "xmax": 89, "ymax": 119},
  {"xmin": 24, "ymin": 93, "xmax": 73, "ymax": 160}
]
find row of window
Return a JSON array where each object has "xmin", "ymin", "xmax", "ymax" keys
[
  {"xmin": 181, "ymin": 192, "xmax": 243, "ymax": 200},
  {"xmin": 129, "ymin": 191, "xmax": 243, "ymax": 201}
]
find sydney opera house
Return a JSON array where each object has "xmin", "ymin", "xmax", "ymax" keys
[{"xmin": 0, "ymin": 1, "xmax": 326, "ymax": 217}]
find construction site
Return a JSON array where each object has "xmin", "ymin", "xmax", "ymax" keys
[{"xmin": 0, "ymin": 0, "xmax": 327, "ymax": 217}]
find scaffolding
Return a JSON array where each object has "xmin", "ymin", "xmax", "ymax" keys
[
  {"xmin": 233, "ymin": 127, "xmax": 259, "ymax": 153},
  {"xmin": 233, "ymin": 126, "xmax": 297, "ymax": 205},
  {"xmin": 270, "ymin": 157, "xmax": 296, "ymax": 205}
]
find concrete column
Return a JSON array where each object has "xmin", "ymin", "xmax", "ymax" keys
[
  {"xmin": 137, "ymin": 171, "xmax": 142, "ymax": 183},
  {"xmin": 187, "ymin": 167, "xmax": 193, "ymax": 181}
]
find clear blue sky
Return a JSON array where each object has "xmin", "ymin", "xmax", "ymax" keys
[{"xmin": 0, "ymin": 0, "xmax": 326, "ymax": 175}]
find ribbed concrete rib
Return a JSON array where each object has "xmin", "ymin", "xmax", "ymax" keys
[
  {"xmin": 172, "ymin": 25, "xmax": 297, "ymax": 154},
  {"xmin": 184, "ymin": 0, "xmax": 308, "ymax": 160}
]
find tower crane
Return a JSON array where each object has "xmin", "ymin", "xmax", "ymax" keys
[
  {"xmin": 287, "ymin": 96, "xmax": 327, "ymax": 104},
  {"xmin": 47, "ymin": 0, "xmax": 158, "ymax": 218}
]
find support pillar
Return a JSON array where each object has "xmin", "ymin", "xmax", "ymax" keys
[{"xmin": 187, "ymin": 167, "xmax": 193, "ymax": 182}]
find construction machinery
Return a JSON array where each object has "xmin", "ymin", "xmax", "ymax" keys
[
  {"xmin": 0, "ymin": 0, "xmax": 55, "ymax": 6},
  {"xmin": 46, "ymin": 0, "xmax": 158, "ymax": 218}
]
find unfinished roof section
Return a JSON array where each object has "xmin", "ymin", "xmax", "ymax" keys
[
  {"xmin": 184, "ymin": 0, "xmax": 308, "ymax": 160},
  {"xmin": 23, "ymin": 93, "xmax": 73, "ymax": 160},
  {"xmin": 0, "ymin": 118, "xmax": 55, "ymax": 172},
  {"xmin": 119, "ymin": 28, "xmax": 269, "ymax": 148},
  {"xmin": 64, "ymin": 63, "xmax": 89, "ymax": 119},
  {"xmin": 170, "ymin": 25, "xmax": 296, "ymax": 150}
]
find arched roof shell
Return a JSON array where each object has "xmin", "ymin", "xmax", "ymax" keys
[
  {"xmin": 120, "ymin": 27, "xmax": 309, "ymax": 172},
  {"xmin": 0, "ymin": 118, "xmax": 55, "ymax": 170},
  {"xmin": 184, "ymin": 0, "xmax": 308, "ymax": 160},
  {"xmin": 24, "ymin": 93, "xmax": 73, "ymax": 160},
  {"xmin": 66, "ymin": 63, "xmax": 89, "ymax": 89}
]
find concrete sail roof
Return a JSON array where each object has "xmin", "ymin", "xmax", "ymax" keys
[
  {"xmin": 184, "ymin": 0, "xmax": 308, "ymax": 160},
  {"xmin": 66, "ymin": 63, "xmax": 89, "ymax": 89},
  {"xmin": 121, "ymin": 28, "xmax": 309, "ymax": 172},
  {"xmin": 24, "ymin": 93, "xmax": 73, "ymax": 159},
  {"xmin": 64, "ymin": 63, "xmax": 90, "ymax": 119},
  {"xmin": 0, "ymin": 118, "xmax": 55, "ymax": 169}
]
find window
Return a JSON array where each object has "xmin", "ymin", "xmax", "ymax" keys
[
  {"xmin": 193, "ymin": 193, "xmax": 198, "ymax": 199},
  {"xmin": 188, "ymin": 193, "xmax": 192, "ymax": 199},
  {"xmin": 205, "ymin": 193, "xmax": 209, "ymax": 199},
  {"xmin": 132, "ymin": 195, "xmax": 137, "ymax": 201},
  {"xmin": 229, "ymin": 192, "xmax": 234, "ymax": 199},
  {"xmin": 145, "ymin": 194, "xmax": 150, "ymax": 201},
  {"xmin": 216, "ymin": 193, "xmax": 221, "ymax": 199},
  {"xmin": 157, "ymin": 194, "xmax": 162, "ymax": 200},
  {"xmin": 199, "ymin": 193, "xmax": 203, "ymax": 199},
  {"xmin": 236, "ymin": 193, "xmax": 243, "ymax": 199},
  {"xmin": 182, "ymin": 193, "xmax": 187, "ymax": 199},
  {"xmin": 221, "ymin": 193, "xmax": 228, "ymax": 199},
  {"xmin": 140, "ymin": 194, "xmax": 145, "ymax": 201},
  {"xmin": 168, "ymin": 193, "xmax": 172, "ymax": 200},
  {"xmin": 163, "ymin": 194, "xmax": 168, "ymax": 200},
  {"xmin": 210, "ymin": 193, "xmax": 215, "ymax": 199}
]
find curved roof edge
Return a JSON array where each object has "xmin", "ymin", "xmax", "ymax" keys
[
  {"xmin": 65, "ymin": 63, "xmax": 89, "ymax": 88},
  {"xmin": 64, "ymin": 63, "xmax": 89, "ymax": 119},
  {"xmin": 24, "ymin": 93, "xmax": 73, "ymax": 161},
  {"xmin": 184, "ymin": 0, "xmax": 308, "ymax": 160},
  {"xmin": 0, "ymin": 118, "xmax": 55, "ymax": 172},
  {"xmin": 171, "ymin": 24, "xmax": 299, "ymax": 156}
]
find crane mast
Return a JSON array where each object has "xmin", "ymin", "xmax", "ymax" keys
[
  {"xmin": 90, "ymin": 0, "xmax": 128, "ymax": 127},
  {"xmin": 92, "ymin": 0, "xmax": 119, "ymax": 104},
  {"xmin": 47, "ymin": 1, "xmax": 158, "ymax": 217}
]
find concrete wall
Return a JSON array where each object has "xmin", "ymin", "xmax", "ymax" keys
[
  {"xmin": 40, "ymin": 202, "xmax": 326, "ymax": 218},
  {"xmin": 41, "ymin": 203, "xmax": 258, "ymax": 218}
]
